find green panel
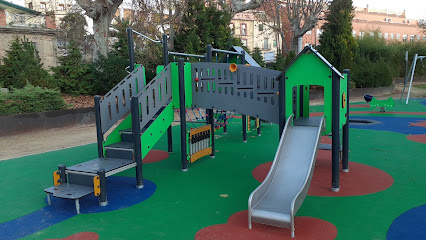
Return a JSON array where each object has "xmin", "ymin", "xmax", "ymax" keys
[
  {"xmin": 141, "ymin": 103, "xmax": 174, "ymax": 158},
  {"xmin": 284, "ymin": 53, "xmax": 333, "ymax": 134},
  {"xmin": 303, "ymin": 85, "xmax": 310, "ymax": 117},
  {"xmin": 340, "ymin": 74, "xmax": 348, "ymax": 128},
  {"xmin": 103, "ymin": 115, "xmax": 132, "ymax": 152},
  {"xmin": 169, "ymin": 62, "xmax": 193, "ymax": 109}
]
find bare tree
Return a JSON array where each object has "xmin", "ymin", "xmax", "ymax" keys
[
  {"xmin": 285, "ymin": 0, "xmax": 328, "ymax": 52},
  {"xmin": 418, "ymin": 19, "xmax": 426, "ymax": 33},
  {"xmin": 257, "ymin": 0, "xmax": 327, "ymax": 53},
  {"xmin": 217, "ymin": 0, "xmax": 267, "ymax": 17},
  {"xmin": 76, "ymin": 0, "xmax": 124, "ymax": 60}
]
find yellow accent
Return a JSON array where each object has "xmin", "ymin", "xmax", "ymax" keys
[
  {"xmin": 189, "ymin": 124, "xmax": 211, "ymax": 137},
  {"xmin": 342, "ymin": 92, "xmax": 346, "ymax": 108},
  {"xmin": 93, "ymin": 176, "xmax": 101, "ymax": 197},
  {"xmin": 53, "ymin": 171, "xmax": 61, "ymax": 186},
  {"xmin": 247, "ymin": 115, "xmax": 251, "ymax": 132},
  {"xmin": 190, "ymin": 147, "xmax": 212, "ymax": 163},
  {"xmin": 229, "ymin": 63, "xmax": 238, "ymax": 72},
  {"xmin": 256, "ymin": 118, "xmax": 260, "ymax": 128},
  {"xmin": 245, "ymin": 64, "xmax": 251, "ymax": 66}
]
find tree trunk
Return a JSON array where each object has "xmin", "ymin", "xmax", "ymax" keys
[{"xmin": 93, "ymin": 14, "xmax": 113, "ymax": 60}]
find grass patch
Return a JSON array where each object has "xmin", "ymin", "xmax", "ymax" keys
[{"xmin": 414, "ymin": 84, "xmax": 426, "ymax": 90}]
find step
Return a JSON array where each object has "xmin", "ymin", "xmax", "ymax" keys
[
  {"xmin": 66, "ymin": 157, "xmax": 136, "ymax": 177},
  {"xmin": 119, "ymin": 104, "xmax": 169, "ymax": 142},
  {"xmin": 44, "ymin": 183, "xmax": 94, "ymax": 214}
]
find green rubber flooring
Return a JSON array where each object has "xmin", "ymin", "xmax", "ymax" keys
[{"xmin": 0, "ymin": 99, "xmax": 425, "ymax": 239}]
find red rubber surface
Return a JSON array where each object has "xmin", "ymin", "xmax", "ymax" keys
[
  {"xmin": 252, "ymin": 138, "xmax": 394, "ymax": 196},
  {"xmin": 406, "ymin": 134, "xmax": 426, "ymax": 144},
  {"xmin": 409, "ymin": 120, "xmax": 426, "ymax": 128},
  {"xmin": 48, "ymin": 232, "xmax": 99, "ymax": 240},
  {"xmin": 143, "ymin": 149, "xmax": 169, "ymax": 164},
  {"xmin": 195, "ymin": 211, "xmax": 337, "ymax": 240}
]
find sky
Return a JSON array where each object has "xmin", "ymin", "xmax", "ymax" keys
[{"xmin": 9, "ymin": 0, "xmax": 426, "ymax": 20}]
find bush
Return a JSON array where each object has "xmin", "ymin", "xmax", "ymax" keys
[
  {"xmin": 92, "ymin": 53, "xmax": 129, "ymax": 95},
  {"xmin": 52, "ymin": 41, "xmax": 94, "ymax": 95},
  {"xmin": 0, "ymin": 37, "xmax": 54, "ymax": 89},
  {"xmin": 352, "ymin": 57, "xmax": 393, "ymax": 88},
  {"xmin": 271, "ymin": 51, "xmax": 296, "ymax": 71},
  {"xmin": 0, "ymin": 84, "xmax": 66, "ymax": 115}
]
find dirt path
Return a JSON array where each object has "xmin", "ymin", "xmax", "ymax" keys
[{"xmin": 1, "ymin": 82, "xmax": 425, "ymax": 161}]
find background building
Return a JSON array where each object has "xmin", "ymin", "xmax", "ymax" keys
[
  {"xmin": 302, "ymin": 5, "xmax": 425, "ymax": 47},
  {"xmin": 0, "ymin": 0, "xmax": 57, "ymax": 69},
  {"xmin": 231, "ymin": 10, "xmax": 280, "ymax": 63}
]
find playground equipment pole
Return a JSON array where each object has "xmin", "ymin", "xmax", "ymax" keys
[
  {"xmin": 331, "ymin": 71, "xmax": 341, "ymax": 192},
  {"xmin": 97, "ymin": 168, "xmax": 108, "ymax": 206},
  {"xmin": 131, "ymin": 95, "xmax": 144, "ymax": 188},
  {"xmin": 406, "ymin": 54, "xmax": 418, "ymax": 104},
  {"xmin": 163, "ymin": 34, "xmax": 173, "ymax": 153},
  {"xmin": 206, "ymin": 45, "xmax": 215, "ymax": 157},
  {"xmin": 127, "ymin": 28, "xmax": 135, "ymax": 72},
  {"xmin": 278, "ymin": 74, "xmax": 286, "ymax": 138},
  {"xmin": 241, "ymin": 50, "xmax": 248, "ymax": 143},
  {"xmin": 94, "ymin": 95, "xmax": 104, "ymax": 158},
  {"xmin": 342, "ymin": 69, "xmax": 350, "ymax": 172},
  {"xmin": 178, "ymin": 58, "xmax": 188, "ymax": 170}
]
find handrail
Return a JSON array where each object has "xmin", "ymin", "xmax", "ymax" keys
[
  {"xmin": 169, "ymin": 51, "xmax": 206, "ymax": 59},
  {"xmin": 131, "ymin": 29, "xmax": 161, "ymax": 43},
  {"xmin": 98, "ymin": 65, "xmax": 145, "ymax": 134},
  {"xmin": 212, "ymin": 48, "xmax": 243, "ymax": 55},
  {"xmin": 132, "ymin": 63, "xmax": 173, "ymax": 132}
]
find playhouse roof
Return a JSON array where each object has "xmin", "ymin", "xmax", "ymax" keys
[{"xmin": 282, "ymin": 45, "xmax": 344, "ymax": 79}]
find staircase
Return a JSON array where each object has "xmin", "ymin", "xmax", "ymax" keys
[{"xmin": 44, "ymin": 64, "xmax": 173, "ymax": 214}]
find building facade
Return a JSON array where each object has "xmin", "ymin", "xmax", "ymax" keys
[
  {"xmin": 302, "ymin": 5, "xmax": 425, "ymax": 47},
  {"xmin": 0, "ymin": 0, "xmax": 57, "ymax": 69},
  {"xmin": 231, "ymin": 10, "xmax": 280, "ymax": 63},
  {"xmin": 24, "ymin": 0, "xmax": 78, "ymax": 27}
]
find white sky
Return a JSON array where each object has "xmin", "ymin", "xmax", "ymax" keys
[{"xmin": 10, "ymin": 0, "xmax": 426, "ymax": 20}]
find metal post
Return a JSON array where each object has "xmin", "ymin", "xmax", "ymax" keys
[
  {"xmin": 97, "ymin": 168, "xmax": 108, "ymax": 206},
  {"xmin": 278, "ymin": 74, "xmax": 286, "ymax": 138},
  {"xmin": 127, "ymin": 28, "xmax": 135, "ymax": 72},
  {"xmin": 406, "ymin": 54, "xmax": 418, "ymax": 104},
  {"xmin": 131, "ymin": 96, "xmax": 144, "ymax": 188},
  {"xmin": 240, "ymin": 50, "xmax": 246, "ymax": 64},
  {"xmin": 342, "ymin": 70, "xmax": 350, "ymax": 172},
  {"xmin": 208, "ymin": 109, "xmax": 215, "ymax": 157},
  {"xmin": 242, "ymin": 115, "xmax": 247, "ymax": 143},
  {"xmin": 58, "ymin": 164, "xmax": 67, "ymax": 184},
  {"xmin": 94, "ymin": 96, "xmax": 104, "ymax": 158},
  {"xmin": 257, "ymin": 119, "xmax": 261, "ymax": 136},
  {"xmin": 331, "ymin": 71, "xmax": 340, "ymax": 192},
  {"xmin": 178, "ymin": 59, "xmax": 188, "ymax": 170},
  {"xmin": 206, "ymin": 45, "xmax": 215, "ymax": 158},
  {"xmin": 163, "ymin": 34, "xmax": 173, "ymax": 153}
]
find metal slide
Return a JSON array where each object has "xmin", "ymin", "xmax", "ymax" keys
[{"xmin": 248, "ymin": 115, "xmax": 325, "ymax": 238}]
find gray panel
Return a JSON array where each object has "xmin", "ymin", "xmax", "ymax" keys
[
  {"xmin": 99, "ymin": 65, "xmax": 146, "ymax": 134},
  {"xmin": 67, "ymin": 158, "xmax": 134, "ymax": 174},
  {"xmin": 191, "ymin": 63, "xmax": 281, "ymax": 123},
  {"xmin": 44, "ymin": 184, "xmax": 93, "ymax": 200},
  {"xmin": 248, "ymin": 115, "xmax": 325, "ymax": 237},
  {"xmin": 136, "ymin": 65, "xmax": 173, "ymax": 131}
]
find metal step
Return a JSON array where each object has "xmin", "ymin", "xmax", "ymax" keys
[
  {"xmin": 66, "ymin": 157, "xmax": 136, "ymax": 177},
  {"xmin": 44, "ymin": 184, "xmax": 93, "ymax": 214}
]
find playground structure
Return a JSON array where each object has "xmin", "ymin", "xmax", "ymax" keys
[{"xmin": 43, "ymin": 29, "xmax": 350, "ymax": 237}]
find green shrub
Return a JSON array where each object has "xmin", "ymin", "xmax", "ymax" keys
[
  {"xmin": 0, "ymin": 37, "xmax": 54, "ymax": 89},
  {"xmin": 0, "ymin": 84, "xmax": 66, "ymax": 115},
  {"xmin": 352, "ymin": 57, "xmax": 393, "ymax": 88},
  {"xmin": 52, "ymin": 41, "xmax": 94, "ymax": 95}
]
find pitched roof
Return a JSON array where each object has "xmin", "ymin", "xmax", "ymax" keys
[
  {"xmin": 0, "ymin": 0, "xmax": 41, "ymax": 15},
  {"xmin": 282, "ymin": 45, "xmax": 344, "ymax": 79}
]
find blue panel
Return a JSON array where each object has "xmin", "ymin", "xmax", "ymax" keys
[{"xmin": 387, "ymin": 204, "xmax": 426, "ymax": 240}]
